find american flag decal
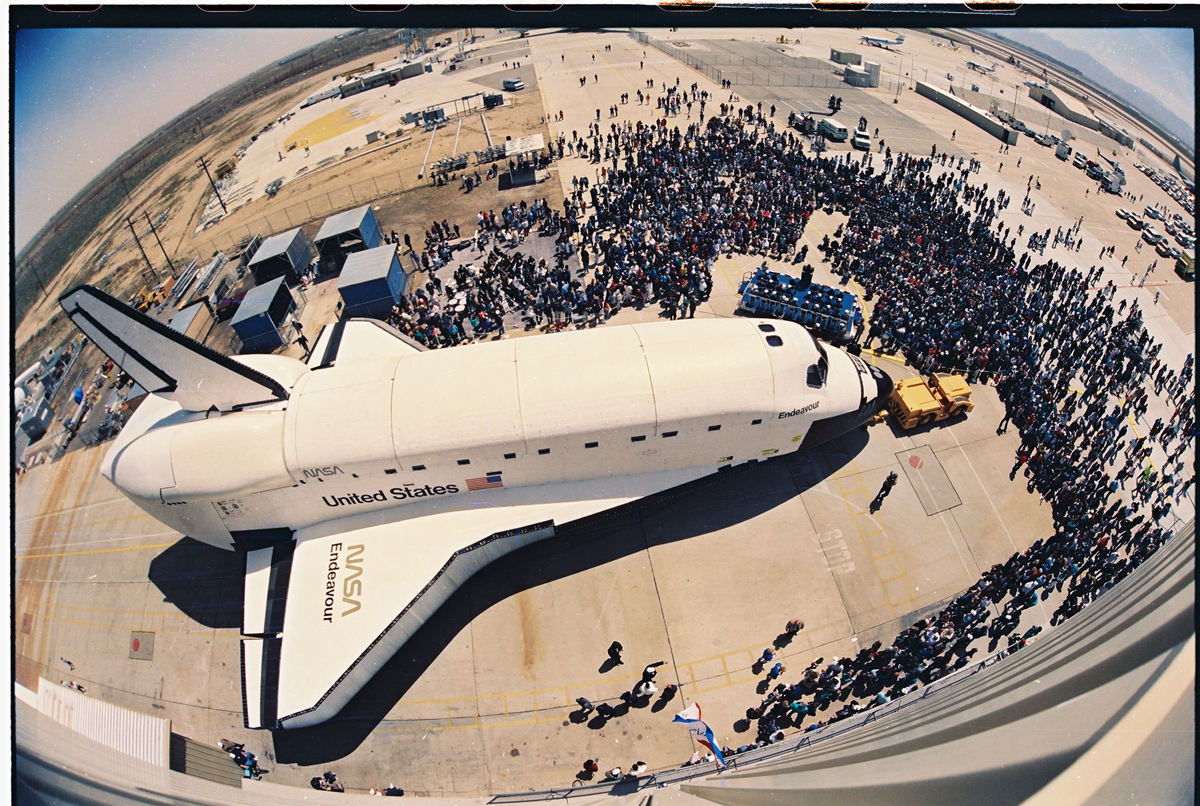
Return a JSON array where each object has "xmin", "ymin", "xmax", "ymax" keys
[{"xmin": 466, "ymin": 473, "xmax": 504, "ymax": 492}]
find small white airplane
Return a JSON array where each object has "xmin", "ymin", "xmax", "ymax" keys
[
  {"xmin": 59, "ymin": 285, "xmax": 892, "ymax": 730},
  {"xmin": 860, "ymin": 32, "xmax": 905, "ymax": 49},
  {"xmin": 966, "ymin": 59, "xmax": 998, "ymax": 74}
]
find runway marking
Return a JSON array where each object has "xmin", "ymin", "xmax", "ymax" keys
[
  {"xmin": 15, "ymin": 524, "xmax": 173, "ymax": 552},
  {"xmin": 16, "ymin": 609, "xmax": 238, "ymax": 634},
  {"xmin": 942, "ymin": 430, "xmax": 1019, "ymax": 554},
  {"xmin": 26, "ymin": 600, "xmax": 220, "ymax": 618},
  {"xmin": 15, "ymin": 541, "xmax": 178, "ymax": 560},
  {"xmin": 532, "ymin": 58, "xmax": 558, "ymax": 141},
  {"xmin": 15, "ymin": 495, "xmax": 131, "ymax": 523}
]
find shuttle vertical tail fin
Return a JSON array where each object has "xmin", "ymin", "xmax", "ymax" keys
[{"xmin": 59, "ymin": 285, "xmax": 289, "ymax": 412}]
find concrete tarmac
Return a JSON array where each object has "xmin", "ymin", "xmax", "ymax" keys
[{"xmin": 15, "ymin": 27, "xmax": 1193, "ymax": 799}]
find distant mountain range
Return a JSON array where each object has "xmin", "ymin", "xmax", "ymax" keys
[{"xmin": 985, "ymin": 29, "xmax": 1195, "ymax": 152}]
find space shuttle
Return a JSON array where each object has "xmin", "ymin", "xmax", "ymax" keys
[
  {"xmin": 860, "ymin": 32, "xmax": 905, "ymax": 49},
  {"xmin": 59, "ymin": 285, "xmax": 892, "ymax": 730}
]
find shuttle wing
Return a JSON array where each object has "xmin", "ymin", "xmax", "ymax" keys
[
  {"xmin": 240, "ymin": 466, "xmax": 713, "ymax": 730},
  {"xmin": 59, "ymin": 285, "xmax": 289, "ymax": 412}
]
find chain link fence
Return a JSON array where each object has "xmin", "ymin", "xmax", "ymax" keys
[
  {"xmin": 191, "ymin": 169, "xmax": 409, "ymax": 258},
  {"xmin": 630, "ymin": 29, "xmax": 845, "ymax": 90}
]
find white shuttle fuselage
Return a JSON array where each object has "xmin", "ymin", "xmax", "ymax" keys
[
  {"xmin": 61, "ymin": 285, "xmax": 891, "ymax": 729},
  {"xmin": 105, "ymin": 317, "xmax": 888, "ymax": 548}
]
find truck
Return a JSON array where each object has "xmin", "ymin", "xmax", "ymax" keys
[
  {"xmin": 1176, "ymin": 249, "xmax": 1194, "ymax": 281},
  {"xmin": 887, "ymin": 373, "xmax": 974, "ymax": 429},
  {"xmin": 818, "ymin": 117, "xmax": 849, "ymax": 142}
]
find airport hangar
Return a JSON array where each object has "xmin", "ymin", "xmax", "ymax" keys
[{"xmin": 14, "ymin": 26, "xmax": 1195, "ymax": 806}]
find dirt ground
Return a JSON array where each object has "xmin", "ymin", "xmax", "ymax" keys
[
  {"xmin": 14, "ymin": 73, "xmax": 332, "ymax": 364},
  {"xmin": 15, "ymin": 31, "xmax": 549, "ymax": 369}
]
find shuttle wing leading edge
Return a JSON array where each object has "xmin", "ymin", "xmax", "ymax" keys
[
  {"xmin": 58, "ymin": 285, "xmax": 289, "ymax": 412},
  {"xmin": 241, "ymin": 466, "xmax": 713, "ymax": 730}
]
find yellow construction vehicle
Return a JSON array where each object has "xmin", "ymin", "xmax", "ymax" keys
[
  {"xmin": 130, "ymin": 284, "xmax": 154, "ymax": 312},
  {"xmin": 887, "ymin": 373, "xmax": 974, "ymax": 429}
]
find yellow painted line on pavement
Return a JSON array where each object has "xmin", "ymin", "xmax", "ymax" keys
[
  {"xmin": 532, "ymin": 59, "xmax": 558, "ymax": 141},
  {"xmin": 16, "ymin": 496, "xmax": 132, "ymax": 523},
  {"xmin": 16, "ymin": 541, "xmax": 177, "ymax": 560},
  {"xmin": 592, "ymin": 48, "xmax": 638, "ymax": 95},
  {"xmin": 15, "ymin": 610, "xmax": 239, "ymax": 635}
]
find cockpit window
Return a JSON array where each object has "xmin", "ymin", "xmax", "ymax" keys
[
  {"xmin": 766, "ymin": 335, "xmax": 784, "ymax": 347},
  {"xmin": 802, "ymin": 329, "xmax": 829, "ymax": 388},
  {"xmin": 807, "ymin": 355, "xmax": 828, "ymax": 388}
]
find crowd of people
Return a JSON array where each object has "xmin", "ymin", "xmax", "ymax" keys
[
  {"xmin": 367, "ymin": 93, "xmax": 1194, "ymax": 772},
  {"xmin": 704, "ymin": 116, "xmax": 1193, "ymax": 753}
]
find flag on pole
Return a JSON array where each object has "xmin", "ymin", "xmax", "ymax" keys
[{"xmin": 673, "ymin": 703, "xmax": 726, "ymax": 767}]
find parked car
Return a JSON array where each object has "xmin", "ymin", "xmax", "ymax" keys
[
  {"xmin": 1126, "ymin": 215, "xmax": 1144, "ymax": 230},
  {"xmin": 1144, "ymin": 205, "xmax": 1163, "ymax": 220},
  {"xmin": 1156, "ymin": 241, "xmax": 1174, "ymax": 258},
  {"xmin": 1115, "ymin": 208, "xmax": 1133, "ymax": 220}
]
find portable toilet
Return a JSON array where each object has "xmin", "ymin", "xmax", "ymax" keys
[
  {"xmin": 313, "ymin": 205, "xmax": 383, "ymax": 275},
  {"xmin": 337, "ymin": 245, "xmax": 410, "ymax": 319},
  {"xmin": 169, "ymin": 299, "xmax": 216, "ymax": 344},
  {"xmin": 231, "ymin": 277, "xmax": 296, "ymax": 353},
  {"xmin": 246, "ymin": 228, "xmax": 315, "ymax": 287}
]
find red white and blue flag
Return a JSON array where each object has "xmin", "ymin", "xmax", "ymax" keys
[
  {"xmin": 466, "ymin": 473, "xmax": 504, "ymax": 492},
  {"xmin": 674, "ymin": 703, "xmax": 726, "ymax": 767}
]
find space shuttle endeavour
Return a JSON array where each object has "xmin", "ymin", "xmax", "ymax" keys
[{"xmin": 60, "ymin": 285, "xmax": 891, "ymax": 730}]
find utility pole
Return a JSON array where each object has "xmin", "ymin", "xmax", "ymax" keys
[
  {"xmin": 197, "ymin": 156, "xmax": 228, "ymax": 214},
  {"xmin": 24, "ymin": 262, "xmax": 50, "ymax": 301},
  {"xmin": 196, "ymin": 116, "xmax": 205, "ymax": 139},
  {"xmin": 144, "ymin": 210, "xmax": 176, "ymax": 276},
  {"xmin": 127, "ymin": 216, "xmax": 158, "ymax": 280}
]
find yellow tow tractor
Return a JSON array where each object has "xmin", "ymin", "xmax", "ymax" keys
[{"xmin": 887, "ymin": 373, "xmax": 975, "ymax": 429}]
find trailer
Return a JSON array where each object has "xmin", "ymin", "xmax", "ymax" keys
[{"xmin": 737, "ymin": 267, "xmax": 863, "ymax": 344}]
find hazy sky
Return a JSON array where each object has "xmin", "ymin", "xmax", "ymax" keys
[
  {"xmin": 14, "ymin": 26, "xmax": 1195, "ymax": 253},
  {"xmin": 986, "ymin": 28, "xmax": 1194, "ymax": 130},
  {"xmin": 14, "ymin": 28, "xmax": 351, "ymax": 251}
]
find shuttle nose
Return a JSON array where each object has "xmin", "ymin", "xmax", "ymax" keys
[
  {"xmin": 860, "ymin": 366, "xmax": 893, "ymax": 423},
  {"xmin": 874, "ymin": 368, "xmax": 894, "ymax": 408}
]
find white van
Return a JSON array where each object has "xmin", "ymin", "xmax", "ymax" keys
[
  {"xmin": 818, "ymin": 118, "xmax": 849, "ymax": 142},
  {"xmin": 851, "ymin": 129, "xmax": 871, "ymax": 150},
  {"xmin": 502, "ymin": 77, "xmax": 525, "ymax": 91}
]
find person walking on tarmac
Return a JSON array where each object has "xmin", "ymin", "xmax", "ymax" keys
[{"xmin": 869, "ymin": 471, "xmax": 899, "ymax": 514}]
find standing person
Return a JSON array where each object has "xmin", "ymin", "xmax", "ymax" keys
[
  {"xmin": 607, "ymin": 641, "xmax": 624, "ymax": 665},
  {"xmin": 869, "ymin": 471, "xmax": 898, "ymax": 513},
  {"xmin": 642, "ymin": 660, "xmax": 665, "ymax": 682},
  {"xmin": 575, "ymin": 696, "xmax": 595, "ymax": 716}
]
